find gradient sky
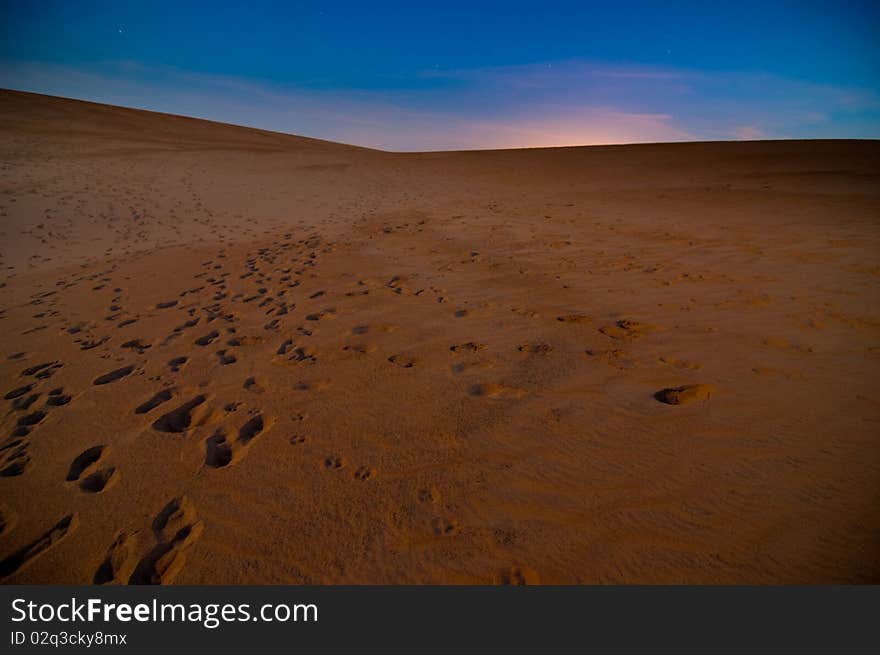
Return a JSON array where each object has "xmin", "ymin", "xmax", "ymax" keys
[{"xmin": 1, "ymin": 1, "xmax": 879, "ymax": 150}]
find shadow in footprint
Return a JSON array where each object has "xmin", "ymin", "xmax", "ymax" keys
[
  {"xmin": 80, "ymin": 467, "xmax": 117, "ymax": 493},
  {"xmin": 0, "ymin": 451, "xmax": 30, "ymax": 477},
  {"xmin": 194, "ymin": 331, "xmax": 219, "ymax": 346},
  {"xmin": 0, "ymin": 514, "xmax": 78, "ymax": 579},
  {"xmin": 168, "ymin": 357, "xmax": 188, "ymax": 372},
  {"xmin": 204, "ymin": 415, "xmax": 267, "ymax": 468},
  {"xmin": 204, "ymin": 429, "xmax": 232, "ymax": 468},
  {"xmin": 17, "ymin": 411, "xmax": 46, "ymax": 427},
  {"xmin": 0, "ymin": 505, "xmax": 16, "ymax": 537},
  {"xmin": 239, "ymin": 415, "xmax": 265, "ymax": 445},
  {"xmin": 129, "ymin": 497, "xmax": 202, "ymax": 585},
  {"xmin": 152, "ymin": 396, "xmax": 207, "ymax": 433},
  {"xmin": 93, "ymin": 365, "xmax": 135, "ymax": 385},
  {"xmin": 67, "ymin": 445, "xmax": 106, "ymax": 481},
  {"xmin": 121, "ymin": 339, "xmax": 151, "ymax": 354},
  {"xmin": 94, "ymin": 531, "xmax": 135, "ymax": 584},
  {"xmin": 135, "ymin": 389, "xmax": 174, "ymax": 414},
  {"xmin": 4, "ymin": 384, "xmax": 34, "ymax": 400},
  {"xmin": 22, "ymin": 362, "xmax": 58, "ymax": 377},
  {"xmin": 12, "ymin": 394, "xmax": 40, "ymax": 411},
  {"xmin": 46, "ymin": 390, "xmax": 72, "ymax": 406}
]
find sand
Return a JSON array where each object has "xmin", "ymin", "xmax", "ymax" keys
[{"xmin": 0, "ymin": 89, "xmax": 878, "ymax": 584}]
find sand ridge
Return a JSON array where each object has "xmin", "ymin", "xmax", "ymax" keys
[{"xmin": 1, "ymin": 90, "xmax": 879, "ymax": 583}]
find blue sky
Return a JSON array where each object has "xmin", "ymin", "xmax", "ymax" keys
[{"xmin": 1, "ymin": 1, "xmax": 878, "ymax": 150}]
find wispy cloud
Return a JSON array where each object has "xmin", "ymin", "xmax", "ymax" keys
[{"xmin": 1, "ymin": 58, "xmax": 877, "ymax": 150}]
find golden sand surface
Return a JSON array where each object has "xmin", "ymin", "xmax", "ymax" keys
[{"xmin": 1, "ymin": 90, "xmax": 878, "ymax": 583}]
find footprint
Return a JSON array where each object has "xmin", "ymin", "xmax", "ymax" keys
[
  {"xmin": 135, "ymin": 388, "xmax": 174, "ymax": 414},
  {"xmin": 431, "ymin": 517, "xmax": 460, "ymax": 536},
  {"xmin": 305, "ymin": 309, "xmax": 337, "ymax": 321},
  {"xmin": 324, "ymin": 455, "xmax": 345, "ymax": 469},
  {"xmin": 194, "ymin": 330, "xmax": 220, "ymax": 346},
  {"xmin": 388, "ymin": 354, "xmax": 417, "ymax": 368},
  {"xmin": 469, "ymin": 383, "xmax": 525, "ymax": 398},
  {"xmin": 289, "ymin": 434, "xmax": 308, "ymax": 445},
  {"xmin": 17, "ymin": 410, "xmax": 46, "ymax": 427},
  {"xmin": 556, "ymin": 314, "xmax": 591, "ymax": 324},
  {"xmin": 659, "ymin": 356, "xmax": 702, "ymax": 370},
  {"xmin": 0, "ymin": 447, "xmax": 31, "ymax": 477},
  {"xmin": 204, "ymin": 414, "xmax": 270, "ymax": 468},
  {"xmin": 80, "ymin": 336, "xmax": 109, "ymax": 350},
  {"xmin": 12, "ymin": 393, "xmax": 40, "ymax": 411},
  {"xmin": 654, "ymin": 384, "xmax": 716, "ymax": 405},
  {"xmin": 93, "ymin": 365, "xmax": 136, "ymax": 385},
  {"xmin": 94, "ymin": 531, "xmax": 136, "ymax": 584},
  {"xmin": 129, "ymin": 497, "xmax": 203, "ymax": 585},
  {"xmin": 173, "ymin": 318, "xmax": 200, "ymax": 333},
  {"xmin": 450, "ymin": 342, "xmax": 485, "ymax": 354},
  {"xmin": 121, "ymin": 339, "xmax": 151, "ymax": 354},
  {"xmin": 238, "ymin": 414, "xmax": 266, "ymax": 445},
  {"xmin": 153, "ymin": 496, "xmax": 200, "ymax": 544},
  {"xmin": 232, "ymin": 420, "xmax": 271, "ymax": 454},
  {"xmin": 495, "ymin": 566, "xmax": 540, "ymax": 585},
  {"xmin": 451, "ymin": 360, "xmax": 496, "ymax": 375},
  {"xmin": 0, "ymin": 514, "xmax": 78, "ymax": 579},
  {"xmin": 21, "ymin": 361, "xmax": 59, "ymax": 377},
  {"xmin": 67, "ymin": 445, "xmax": 106, "ymax": 481},
  {"xmin": 283, "ymin": 345, "xmax": 317, "ymax": 364},
  {"xmin": 45, "ymin": 388, "xmax": 72, "ymax": 406},
  {"xmin": 518, "ymin": 342, "xmax": 553, "ymax": 354},
  {"xmin": 4, "ymin": 384, "xmax": 34, "ymax": 400},
  {"xmin": 294, "ymin": 380, "xmax": 331, "ymax": 392},
  {"xmin": 168, "ymin": 356, "xmax": 188, "ymax": 372},
  {"xmin": 599, "ymin": 319, "xmax": 657, "ymax": 341},
  {"xmin": 35, "ymin": 365, "xmax": 62, "ymax": 380},
  {"xmin": 353, "ymin": 466, "xmax": 374, "ymax": 481},
  {"xmin": 243, "ymin": 376, "xmax": 266, "ymax": 393},
  {"xmin": 204, "ymin": 430, "xmax": 233, "ymax": 467},
  {"xmin": 342, "ymin": 343, "xmax": 376, "ymax": 354},
  {"xmin": 0, "ymin": 505, "xmax": 16, "ymax": 537},
  {"xmin": 152, "ymin": 395, "xmax": 208, "ymax": 433},
  {"xmin": 228, "ymin": 335, "xmax": 263, "ymax": 347},
  {"xmin": 585, "ymin": 348, "xmax": 632, "ymax": 369},
  {"xmin": 216, "ymin": 349, "xmax": 237, "ymax": 365},
  {"xmin": 386, "ymin": 275, "xmax": 409, "ymax": 292},
  {"xmin": 80, "ymin": 467, "xmax": 118, "ymax": 493}
]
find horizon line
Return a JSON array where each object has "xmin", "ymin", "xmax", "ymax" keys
[{"xmin": 3, "ymin": 86, "xmax": 878, "ymax": 156}]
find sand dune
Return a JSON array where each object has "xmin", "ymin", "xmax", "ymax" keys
[{"xmin": 1, "ymin": 89, "xmax": 878, "ymax": 584}]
